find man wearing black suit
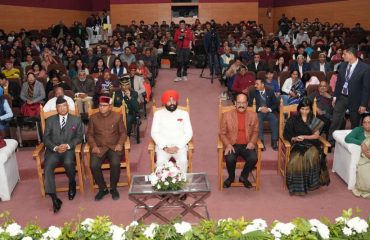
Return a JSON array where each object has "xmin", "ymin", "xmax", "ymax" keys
[
  {"xmin": 328, "ymin": 47, "xmax": 370, "ymax": 144},
  {"xmin": 0, "ymin": 73, "xmax": 21, "ymax": 107},
  {"xmin": 248, "ymin": 79, "xmax": 279, "ymax": 150},
  {"xmin": 310, "ymin": 53, "xmax": 331, "ymax": 75},
  {"xmin": 43, "ymin": 97, "xmax": 84, "ymax": 213},
  {"xmin": 247, "ymin": 53, "xmax": 269, "ymax": 74},
  {"xmin": 289, "ymin": 55, "xmax": 311, "ymax": 77}
]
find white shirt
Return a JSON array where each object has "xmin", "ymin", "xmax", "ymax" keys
[
  {"xmin": 281, "ymin": 77, "xmax": 293, "ymax": 94},
  {"xmin": 59, "ymin": 114, "xmax": 68, "ymax": 129},
  {"xmin": 298, "ymin": 65, "xmax": 303, "ymax": 78},
  {"xmin": 319, "ymin": 63, "xmax": 325, "ymax": 73},
  {"xmin": 346, "ymin": 58, "xmax": 359, "ymax": 80},
  {"xmin": 43, "ymin": 96, "xmax": 75, "ymax": 112},
  {"xmin": 151, "ymin": 108, "xmax": 193, "ymax": 151}
]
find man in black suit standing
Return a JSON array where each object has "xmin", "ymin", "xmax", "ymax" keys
[
  {"xmin": 43, "ymin": 97, "xmax": 84, "ymax": 213},
  {"xmin": 247, "ymin": 53, "xmax": 269, "ymax": 74},
  {"xmin": 248, "ymin": 79, "xmax": 279, "ymax": 151},
  {"xmin": 328, "ymin": 46, "xmax": 370, "ymax": 145}
]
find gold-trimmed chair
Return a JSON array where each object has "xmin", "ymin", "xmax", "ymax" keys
[
  {"xmin": 277, "ymin": 98, "xmax": 331, "ymax": 188},
  {"xmin": 217, "ymin": 99, "xmax": 263, "ymax": 191},
  {"xmin": 148, "ymin": 98, "xmax": 194, "ymax": 173},
  {"xmin": 32, "ymin": 104, "xmax": 84, "ymax": 197},
  {"xmin": 83, "ymin": 105, "xmax": 131, "ymax": 192}
]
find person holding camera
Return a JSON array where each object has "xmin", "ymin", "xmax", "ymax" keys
[
  {"xmin": 174, "ymin": 20, "xmax": 193, "ymax": 82},
  {"xmin": 204, "ymin": 22, "xmax": 221, "ymax": 77}
]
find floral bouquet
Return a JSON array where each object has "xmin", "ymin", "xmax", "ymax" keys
[{"xmin": 149, "ymin": 161, "xmax": 187, "ymax": 191}]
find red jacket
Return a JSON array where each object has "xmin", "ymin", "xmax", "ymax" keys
[
  {"xmin": 232, "ymin": 73, "xmax": 256, "ymax": 93},
  {"xmin": 174, "ymin": 28, "xmax": 193, "ymax": 49}
]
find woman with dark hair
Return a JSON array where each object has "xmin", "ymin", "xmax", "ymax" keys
[
  {"xmin": 91, "ymin": 57, "xmax": 108, "ymax": 80},
  {"xmin": 110, "ymin": 57, "xmax": 127, "ymax": 79},
  {"xmin": 31, "ymin": 62, "xmax": 47, "ymax": 79},
  {"xmin": 20, "ymin": 72, "xmax": 45, "ymax": 117},
  {"xmin": 281, "ymin": 69, "xmax": 305, "ymax": 105},
  {"xmin": 283, "ymin": 97, "xmax": 330, "ymax": 195},
  {"xmin": 345, "ymin": 113, "xmax": 370, "ymax": 198},
  {"xmin": 69, "ymin": 58, "xmax": 89, "ymax": 79}
]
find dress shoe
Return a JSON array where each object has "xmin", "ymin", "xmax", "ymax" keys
[
  {"xmin": 271, "ymin": 141, "xmax": 278, "ymax": 151},
  {"xmin": 110, "ymin": 188, "xmax": 120, "ymax": 200},
  {"xmin": 223, "ymin": 179, "xmax": 233, "ymax": 188},
  {"xmin": 239, "ymin": 176, "xmax": 253, "ymax": 189},
  {"xmin": 95, "ymin": 189, "xmax": 109, "ymax": 201},
  {"xmin": 68, "ymin": 181, "xmax": 76, "ymax": 200},
  {"xmin": 52, "ymin": 198, "xmax": 63, "ymax": 213}
]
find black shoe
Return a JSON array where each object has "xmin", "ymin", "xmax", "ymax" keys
[
  {"xmin": 239, "ymin": 176, "xmax": 253, "ymax": 188},
  {"xmin": 261, "ymin": 140, "xmax": 266, "ymax": 151},
  {"xmin": 110, "ymin": 188, "xmax": 120, "ymax": 200},
  {"xmin": 272, "ymin": 141, "xmax": 278, "ymax": 151},
  {"xmin": 52, "ymin": 198, "xmax": 62, "ymax": 213},
  {"xmin": 223, "ymin": 179, "xmax": 233, "ymax": 188},
  {"xmin": 95, "ymin": 189, "xmax": 109, "ymax": 201},
  {"xmin": 68, "ymin": 181, "xmax": 76, "ymax": 200}
]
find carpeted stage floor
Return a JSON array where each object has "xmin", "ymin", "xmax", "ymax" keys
[{"xmin": 1, "ymin": 68, "xmax": 369, "ymax": 227}]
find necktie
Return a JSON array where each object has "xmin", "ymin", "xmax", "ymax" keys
[
  {"xmin": 342, "ymin": 64, "xmax": 352, "ymax": 95},
  {"xmin": 61, "ymin": 116, "xmax": 66, "ymax": 129}
]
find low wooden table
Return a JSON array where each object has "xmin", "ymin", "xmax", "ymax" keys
[{"xmin": 128, "ymin": 172, "xmax": 211, "ymax": 223}]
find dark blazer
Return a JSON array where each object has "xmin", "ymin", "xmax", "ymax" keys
[
  {"xmin": 311, "ymin": 61, "xmax": 331, "ymax": 74},
  {"xmin": 248, "ymin": 87, "xmax": 278, "ymax": 112},
  {"xmin": 6, "ymin": 81, "xmax": 21, "ymax": 107},
  {"xmin": 334, "ymin": 60, "xmax": 370, "ymax": 111},
  {"xmin": 289, "ymin": 62, "xmax": 311, "ymax": 75},
  {"xmin": 247, "ymin": 61, "xmax": 269, "ymax": 74},
  {"xmin": 102, "ymin": 54, "xmax": 116, "ymax": 69},
  {"xmin": 44, "ymin": 114, "xmax": 84, "ymax": 152},
  {"xmin": 113, "ymin": 90, "xmax": 139, "ymax": 115}
]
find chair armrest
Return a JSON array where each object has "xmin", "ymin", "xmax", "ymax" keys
[
  {"xmin": 124, "ymin": 138, "xmax": 130, "ymax": 150},
  {"xmin": 188, "ymin": 139, "xmax": 194, "ymax": 151},
  {"xmin": 281, "ymin": 137, "xmax": 291, "ymax": 148},
  {"xmin": 75, "ymin": 143, "xmax": 82, "ymax": 153},
  {"xmin": 32, "ymin": 143, "xmax": 45, "ymax": 158},
  {"xmin": 83, "ymin": 143, "xmax": 90, "ymax": 153},
  {"xmin": 148, "ymin": 139, "xmax": 155, "ymax": 151},
  {"xmin": 217, "ymin": 137, "xmax": 223, "ymax": 150},
  {"xmin": 319, "ymin": 136, "xmax": 331, "ymax": 148},
  {"xmin": 256, "ymin": 139, "xmax": 264, "ymax": 149}
]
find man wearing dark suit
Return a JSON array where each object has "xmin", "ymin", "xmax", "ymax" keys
[
  {"xmin": 43, "ymin": 97, "xmax": 84, "ymax": 213},
  {"xmin": 87, "ymin": 96, "xmax": 127, "ymax": 201},
  {"xmin": 289, "ymin": 55, "xmax": 311, "ymax": 77},
  {"xmin": 247, "ymin": 53, "xmax": 269, "ymax": 74},
  {"xmin": 103, "ymin": 47, "xmax": 116, "ymax": 69},
  {"xmin": 113, "ymin": 78, "xmax": 139, "ymax": 136},
  {"xmin": 310, "ymin": 52, "xmax": 331, "ymax": 75},
  {"xmin": 328, "ymin": 47, "xmax": 370, "ymax": 145},
  {"xmin": 248, "ymin": 79, "xmax": 278, "ymax": 151},
  {"xmin": 0, "ymin": 73, "xmax": 21, "ymax": 107},
  {"xmin": 219, "ymin": 93, "xmax": 259, "ymax": 189}
]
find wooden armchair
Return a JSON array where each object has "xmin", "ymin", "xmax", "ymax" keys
[
  {"xmin": 32, "ymin": 105, "xmax": 84, "ymax": 197},
  {"xmin": 148, "ymin": 99, "xmax": 194, "ymax": 173},
  {"xmin": 277, "ymin": 98, "xmax": 331, "ymax": 188},
  {"xmin": 83, "ymin": 105, "xmax": 131, "ymax": 192},
  {"xmin": 217, "ymin": 100, "xmax": 263, "ymax": 191}
]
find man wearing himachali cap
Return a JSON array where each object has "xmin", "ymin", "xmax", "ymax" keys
[
  {"xmin": 150, "ymin": 90, "xmax": 193, "ymax": 173},
  {"xmin": 87, "ymin": 96, "xmax": 127, "ymax": 201}
]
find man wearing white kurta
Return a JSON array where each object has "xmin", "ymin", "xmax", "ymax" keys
[{"xmin": 151, "ymin": 90, "xmax": 193, "ymax": 173}]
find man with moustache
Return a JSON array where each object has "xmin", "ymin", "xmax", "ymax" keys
[
  {"xmin": 219, "ymin": 93, "xmax": 259, "ymax": 188},
  {"xmin": 150, "ymin": 90, "xmax": 193, "ymax": 173}
]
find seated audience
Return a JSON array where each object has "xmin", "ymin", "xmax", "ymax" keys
[
  {"xmin": 120, "ymin": 47, "xmax": 136, "ymax": 66},
  {"xmin": 43, "ymin": 87, "xmax": 75, "ymax": 112},
  {"xmin": 69, "ymin": 58, "xmax": 89, "ymax": 80},
  {"xmin": 247, "ymin": 53, "xmax": 269, "ymax": 74},
  {"xmin": 20, "ymin": 72, "xmax": 45, "ymax": 117},
  {"xmin": 2, "ymin": 59, "xmax": 20, "ymax": 79},
  {"xmin": 87, "ymin": 96, "xmax": 127, "ymax": 201},
  {"xmin": 281, "ymin": 70, "xmax": 305, "ymax": 105},
  {"xmin": 71, "ymin": 70, "xmax": 95, "ymax": 114},
  {"xmin": 0, "ymin": 73, "xmax": 21, "ymax": 107},
  {"xmin": 289, "ymin": 55, "xmax": 311, "ymax": 77},
  {"xmin": 95, "ymin": 70, "xmax": 120, "ymax": 104},
  {"xmin": 111, "ymin": 58, "xmax": 127, "ymax": 79},
  {"xmin": 128, "ymin": 63, "xmax": 146, "ymax": 103},
  {"xmin": 151, "ymin": 90, "xmax": 193, "ymax": 173},
  {"xmin": 220, "ymin": 46, "xmax": 235, "ymax": 74},
  {"xmin": 248, "ymin": 79, "xmax": 278, "ymax": 151},
  {"xmin": 273, "ymin": 56, "xmax": 288, "ymax": 74},
  {"xmin": 45, "ymin": 73, "xmax": 71, "ymax": 100},
  {"xmin": 265, "ymin": 70, "xmax": 280, "ymax": 98},
  {"xmin": 43, "ymin": 96, "xmax": 84, "ymax": 213},
  {"xmin": 345, "ymin": 113, "xmax": 370, "ymax": 198},
  {"xmin": 219, "ymin": 93, "xmax": 258, "ymax": 188},
  {"xmin": 113, "ymin": 78, "xmax": 139, "ymax": 136},
  {"xmin": 31, "ymin": 62, "xmax": 47, "ymax": 79},
  {"xmin": 102, "ymin": 47, "xmax": 115, "ymax": 69},
  {"xmin": 311, "ymin": 52, "xmax": 331, "ymax": 75},
  {"xmin": 91, "ymin": 57, "xmax": 108, "ymax": 80},
  {"xmin": 231, "ymin": 65, "xmax": 255, "ymax": 95},
  {"xmin": 0, "ymin": 87, "xmax": 14, "ymax": 137}
]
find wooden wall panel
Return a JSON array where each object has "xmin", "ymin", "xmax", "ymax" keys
[
  {"xmin": 258, "ymin": 7, "xmax": 274, "ymax": 34},
  {"xmin": 273, "ymin": 0, "xmax": 370, "ymax": 32},
  {"xmin": 0, "ymin": 5, "xmax": 90, "ymax": 32},
  {"xmin": 198, "ymin": 3, "xmax": 258, "ymax": 24},
  {"xmin": 110, "ymin": 4, "xmax": 172, "ymax": 26}
]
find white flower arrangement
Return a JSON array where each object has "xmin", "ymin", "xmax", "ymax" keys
[
  {"xmin": 242, "ymin": 218, "xmax": 268, "ymax": 234},
  {"xmin": 6, "ymin": 223, "xmax": 23, "ymax": 237},
  {"xmin": 342, "ymin": 217, "xmax": 369, "ymax": 236},
  {"xmin": 271, "ymin": 222, "xmax": 295, "ymax": 239},
  {"xmin": 309, "ymin": 219, "xmax": 330, "ymax": 239},
  {"xmin": 41, "ymin": 226, "xmax": 61, "ymax": 240},
  {"xmin": 173, "ymin": 221, "xmax": 192, "ymax": 235},
  {"xmin": 143, "ymin": 223, "xmax": 158, "ymax": 239},
  {"xmin": 22, "ymin": 237, "xmax": 33, "ymax": 240},
  {"xmin": 81, "ymin": 218, "xmax": 94, "ymax": 231},
  {"xmin": 109, "ymin": 224, "xmax": 126, "ymax": 240},
  {"xmin": 150, "ymin": 162, "xmax": 187, "ymax": 191}
]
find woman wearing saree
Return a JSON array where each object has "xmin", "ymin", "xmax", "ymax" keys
[
  {"xmin": 283, "ymin": 98, "xmax": 330, "ymax": 195},
  {"xmin": 345, "ymin": 114, "xmax": 370, "ymax": 198},
  {"xmin": 281, "ymin": 70, "xmax": 305, "ymax": 105}
]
